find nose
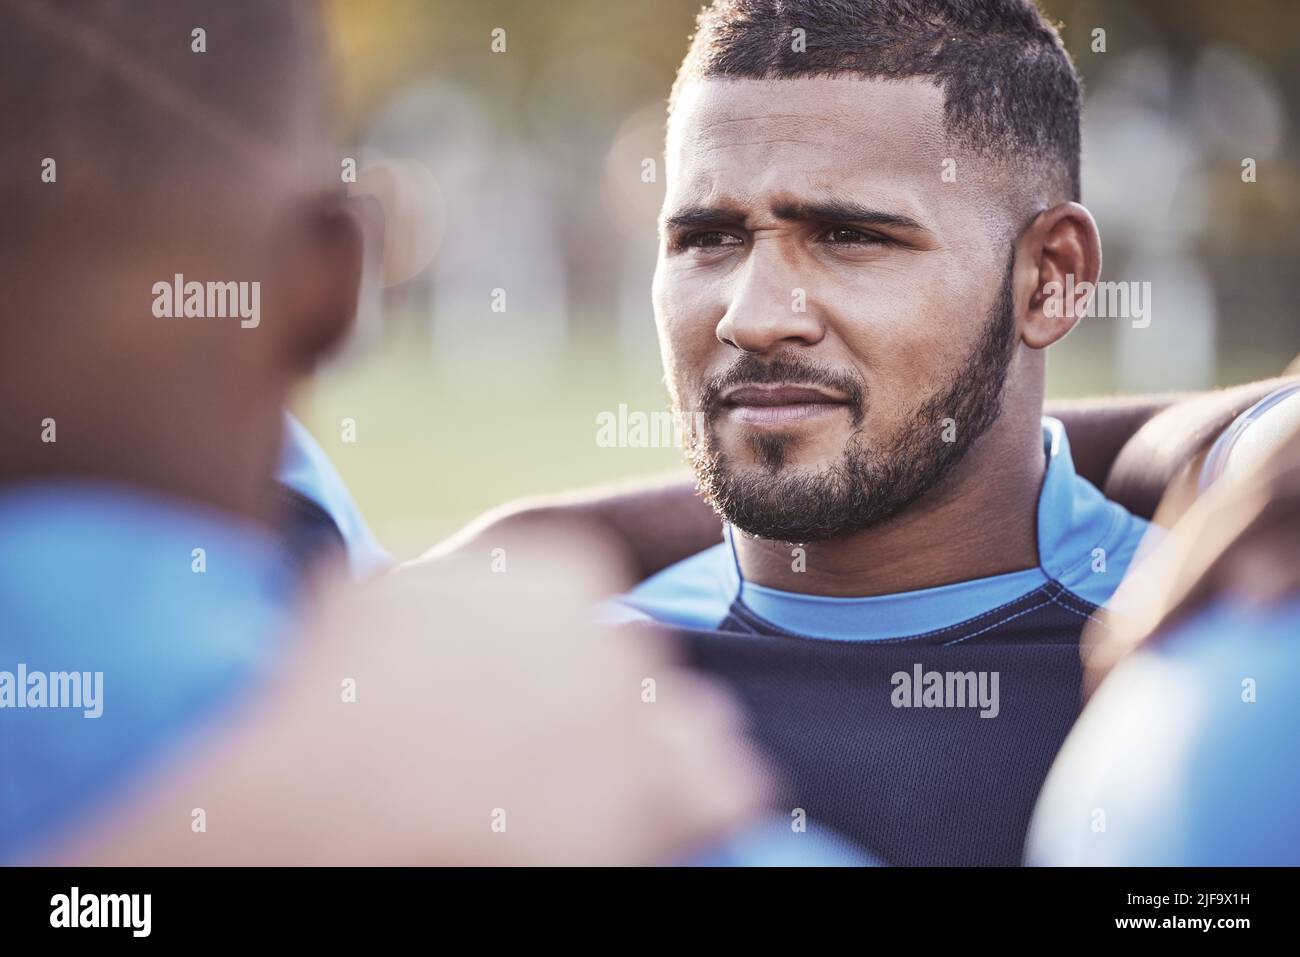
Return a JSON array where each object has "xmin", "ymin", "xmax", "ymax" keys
[{"xmin": 715, "ymin": 248, "xmax": 826, "ymax": 353}]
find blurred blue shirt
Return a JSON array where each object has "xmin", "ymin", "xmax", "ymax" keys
[
  {"xmin": 685, "ymin": 817, "xmax": 878, "ymax": 866},
  {"xmin": 278, "ymin": 414, "xmax": 392, "ymax": 577},
  {"xmin": 0, "ymin": 417, "xmax": 382, "ymax": 861},
  {"xmin": 1027, "ymin": 597, "xmax": 1300, "ymax": 865},
  {"xmin": 0, "ymin": 481, "xmax": 298, "ymax": 863}
]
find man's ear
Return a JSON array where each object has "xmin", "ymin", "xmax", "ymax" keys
[
  {"xmin": 274, "ymin": 193, "xmax": 371, "ymax": 367},
  {"xmin": 1015, "ymin": 202, "xmax": 1102, "ymax": 350}
]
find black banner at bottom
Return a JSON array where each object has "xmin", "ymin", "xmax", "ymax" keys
[{"xmin": 0, "ymin": 865, "xmax": 1286, "ymax": 943}]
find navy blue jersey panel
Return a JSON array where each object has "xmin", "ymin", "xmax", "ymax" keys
[{"xmin": 672, "ymin": 623, "xmax": 1085, "ymax": 865}]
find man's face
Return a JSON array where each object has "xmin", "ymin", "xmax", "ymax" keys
[{"xmin": 654, "ymin": 76, "xmax": 1022, "ymax": 542}]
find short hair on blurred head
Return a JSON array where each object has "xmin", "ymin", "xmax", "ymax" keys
[{"xmin": 0, "ymin": 0, "xmax": 327, "ymax": 255}]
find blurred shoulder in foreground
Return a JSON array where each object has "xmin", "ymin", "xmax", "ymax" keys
[{"xmin": 1029, "ymin": 382, "xmax": 1300, "ymax": 865}]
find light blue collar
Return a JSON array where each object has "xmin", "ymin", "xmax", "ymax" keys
[{"xmin": 278, "ymin": 414, "xmax": 392, "ymax": 577}]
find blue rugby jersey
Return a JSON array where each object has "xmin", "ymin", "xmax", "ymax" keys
[{"xmin": 610, "ymin": 418, "xmax": 1155, "ymax": 865}]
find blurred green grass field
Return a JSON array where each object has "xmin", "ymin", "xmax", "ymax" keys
[{"xmin": 293, "ymin": 330, "xmax": 685, "ymax": 559}]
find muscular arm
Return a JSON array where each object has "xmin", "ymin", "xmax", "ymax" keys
[
  {"xmin": 415, "ymin": 472, "xmax": 713, "ymax": 582},
  {"xmin": 1104, "ymin": 377, "xmax": 1298, "ymax": 522},
  {"xmin": 1046, "ymin": 393, "xmax": 1188, "ymax": 491},
  {"xmin": 430, "ymin": 381, "xmax": 1295, "ymax": 583}
]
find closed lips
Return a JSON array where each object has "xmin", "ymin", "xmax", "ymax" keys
[{"xmin": 721, "ymin": 385, "xmax": 848, "ymax": 406}]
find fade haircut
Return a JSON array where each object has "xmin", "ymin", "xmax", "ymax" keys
[{"xmin": 671, "ymin": 0, "xmax": 1082, "ymax": 202}]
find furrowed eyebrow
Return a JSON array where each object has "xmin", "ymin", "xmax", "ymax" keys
[
  {"xmin": 662, "ymin": 205, "xmax": 748, "ymax": 231},
  {"xmin": 663, "ymin": 200, "xmax": 928, "ymax": 234},
  {"xmin": 771, "ymin": 200, "xmax": 925, "ymax": 232}
]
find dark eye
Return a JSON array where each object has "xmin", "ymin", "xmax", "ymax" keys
[
  {"xmin": 823, "ymin": 227, "xmax": 888, "ymax": 246},
  {"xmin": 681, "ymin": 231, "xmax": 743, "ymax": 249}
]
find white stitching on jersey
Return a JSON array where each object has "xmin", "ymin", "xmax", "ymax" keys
[
  {"xmin": 942, "ymin": 597, "xmax": 1058, "ymax": 646},
  {"xmin": 1049, "ymin": 590, "xmax": 1114, "ymax": 632}
]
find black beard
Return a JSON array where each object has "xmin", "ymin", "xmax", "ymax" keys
[{"xmin": 682, "ymin": 248, "xmax": 1018, "ymax": 544}]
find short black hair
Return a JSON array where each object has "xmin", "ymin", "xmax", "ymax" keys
[
  {"xmin": 0, "ymin": 0, "xmax": 324, "ymax": 249},
  {"xmin": 672, "ymin": 0, "xmax": 1082, "ymax": 202}
]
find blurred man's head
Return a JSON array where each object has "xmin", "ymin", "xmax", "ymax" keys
[
  {"xmin": 0, "ymin": 0, "xmax": 362, "ymax": 520},
  {"xmin": 654, "ymin": 0, "xmax": 1100, "ymax": 542}
]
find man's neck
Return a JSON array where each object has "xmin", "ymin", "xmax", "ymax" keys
[
  {"xmin": 0, "ymin": 348, "xmax": 285, "ymax": 526},
  {"xmin": 734, "ymin": 415, "xmax": 1048, "ymax": 598}
]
